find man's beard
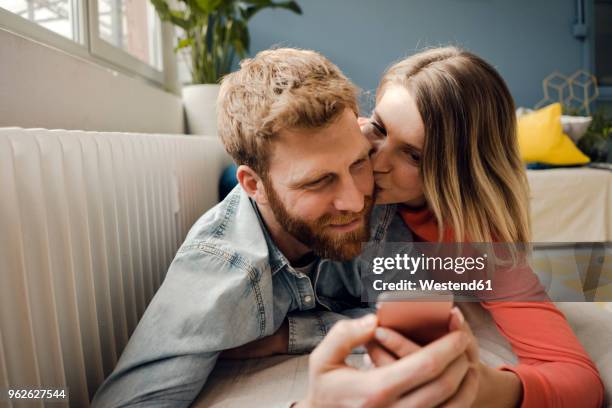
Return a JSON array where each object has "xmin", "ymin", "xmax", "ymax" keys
[{"xmin": 263, "ymin": 178, "xmax": 373, "ymax": 261}]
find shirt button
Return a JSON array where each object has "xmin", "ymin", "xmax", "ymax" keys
[{"xmin": 303, "ymin": 295, "xmax": 313, "ymax": 304}]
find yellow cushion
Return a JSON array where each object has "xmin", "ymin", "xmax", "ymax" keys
[{"xmin": 517, "ymin": 103, "xmax": 590, "ymax": 165}]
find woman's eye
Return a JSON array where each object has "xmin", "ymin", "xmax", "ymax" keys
[
  {"xmin": 370, "ymin": 121, "xmax": 387, "ymax": 138},
  {"xmin": 361, "ymin": 122, "xmax": 385, "ymax": 141},
  {"xmin": 404, "ymin": 149, "xmax": 421, "ymax": 164}
]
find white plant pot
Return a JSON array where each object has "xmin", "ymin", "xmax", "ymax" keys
[{"xmin": 182, "ymin": 84, "xmax": 221, "ymax": 136}]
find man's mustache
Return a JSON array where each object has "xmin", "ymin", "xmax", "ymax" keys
[{"xmin": 318, "ymin": 195, "xmax": 374, "ymax": 226}]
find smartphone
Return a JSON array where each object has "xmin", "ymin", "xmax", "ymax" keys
[{"xmin": 376, "ymin": 291, "xmax": 453, "ymax": 345}]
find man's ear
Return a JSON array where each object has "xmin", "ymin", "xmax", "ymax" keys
[{"xmin": 236, "ymin": 165, "xmax": 269, "ymax": 205}]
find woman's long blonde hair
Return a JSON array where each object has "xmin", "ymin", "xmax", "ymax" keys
[{"xmin": 377, "ymin": 47, "xmax": 530, "ymax": 244}]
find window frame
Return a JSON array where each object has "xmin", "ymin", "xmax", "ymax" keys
[
  {"xmin": 585, "ymin": 0, "xmax": 612, "ymax": 102},
  {"xmin": 88, "ymin": 0, "xmax": 164, "ymax": 83},
  {"xmin": 0, "ymin": 5, "xmax": 88, "ymax": 59},
  {"xmin": 0, "ymin": 0, "xmax": 170, "ymax": 87}
]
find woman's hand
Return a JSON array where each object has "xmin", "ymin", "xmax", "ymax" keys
[
  {"xmin": 449, "ymin": 307, "xmax": 522, "ymax": 408},
  {"xmin": 366, "ymin": 306, "xmax": 482, "ymax": 407}
]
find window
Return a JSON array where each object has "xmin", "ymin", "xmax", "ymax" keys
[
  {"xmin": 594, "ymin": 0, "xmax": 612, "ymax": 87},
  {"xmin": 0, "ymin": 0, "xmax": 166, "ymax": 84},
  {"xmin": 0, "ymin": 0, "xmax": 81, "ymax": 40},
  {"xmin": 97, "ymin": 0, "xmax": 162, "ymax": 69}
]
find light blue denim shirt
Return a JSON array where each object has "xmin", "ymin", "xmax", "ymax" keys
[{"xmin": 92, "ymin": 185, "xmax": 414, "ymax": 407}]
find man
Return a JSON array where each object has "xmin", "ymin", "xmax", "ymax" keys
[
  {"xmin": 92, "ymin": 47, "xmax": 383, "ymax": 407},
  {"xmin": 92, "ymin": 48, "xmax": 473, "ymax": 407}
]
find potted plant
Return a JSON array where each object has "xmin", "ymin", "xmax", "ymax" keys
[
  {"xmin": 151, "ymin": 0, "xmax": 302, "ymax": 135},
  {"xmin": 577, "ymin": 109, "xmax": 612, "ymax": 163}
]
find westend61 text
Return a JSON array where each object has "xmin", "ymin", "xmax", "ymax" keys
[{"xmin": 372, "ymin": 279, "xmax": 493, "ymax": 292}]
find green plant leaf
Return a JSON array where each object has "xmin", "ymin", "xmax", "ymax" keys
[
  {"xmin": 154, "ymin": 0, "xmax": 302, "ymax": 82},
  {"xmin": 150, "ymin": 0, "xmax": 169, "ymax": 15},
  {"xmin": 150, "ymin": 0, "xmax": 192, "ymax": 30},
  {"xmin": 273, "ymin": 1, "xmax": 302, "ymax": 14},
  {"xmin": 572, "ymin": 107, "xmax": 612, "ymax": 161},
  {"xmin": 169, "ymin": 10, "xmax": 191, "ymax": 30},
  {"xmin": 230, "ymin": 19, "xmax": 249, "ymax": 56},
  {"xmin": 193, "ymin": 0, "xmax": 223, "ymax": 14},
  {"xmin": 243, "ymin": 0, "xmax": 301, "ymax": 20},
  {"xmin": 150, "ymin": 0, "xmax": 174, "ymax": 20},
  {"xmin": 175, "ymin": 37, "xmax": 194, "ymax": 51}
]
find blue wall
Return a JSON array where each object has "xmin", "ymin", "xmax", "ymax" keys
[{"xmin": 247, "ymin": 0, "xmax": 585, "ymax": 110}]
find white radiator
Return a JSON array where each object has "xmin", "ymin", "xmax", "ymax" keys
[{"xmin": 0, "ymin": 128, "xmax": 231, "ymax": 407}]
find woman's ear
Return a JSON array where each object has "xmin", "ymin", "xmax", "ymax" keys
[{"xmin": 236, "ymin": 165, "xmax": 269, "ymax": 205}]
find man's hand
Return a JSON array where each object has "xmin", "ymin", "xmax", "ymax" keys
[
  {"xmin": 296, "ymin": 313, "xmax": 471, "ymax": 408},
  {"xmin": 365, "ymin": 306, "xmax": 481, "ymax": 407},
  {"xmin": 220, "ymin": 319, "xmax": 289, "ymax": 359}
]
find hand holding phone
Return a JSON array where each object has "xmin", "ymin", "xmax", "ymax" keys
[{"xmin": 376, "ymin": 291, "xmax": 453, "ymax": 345}]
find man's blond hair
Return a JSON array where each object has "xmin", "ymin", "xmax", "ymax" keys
[{"xmin": 217, "ymin": 48, "xmax": 360, "ymax": 175}]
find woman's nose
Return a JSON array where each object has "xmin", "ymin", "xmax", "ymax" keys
[{"xmin": 371, "ymin": 146, "xmax": 391, "ymax": 174}]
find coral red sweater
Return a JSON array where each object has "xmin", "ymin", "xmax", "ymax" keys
[{"xmin": 399, "ymin": 206, "xmax": 604, "ymax": 408}]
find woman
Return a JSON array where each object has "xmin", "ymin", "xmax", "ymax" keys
[{"xmin": 360, "ymin": 47, "xmax": 604, "ymax": 407}]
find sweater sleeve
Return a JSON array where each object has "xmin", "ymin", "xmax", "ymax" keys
[
  {"xmin": 398, "ymin": 207, "xmax": 605, "ymax": 407},
  {"xmin": 482, "ymin": 300, "xmax": 604, "ymax": 408}
]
